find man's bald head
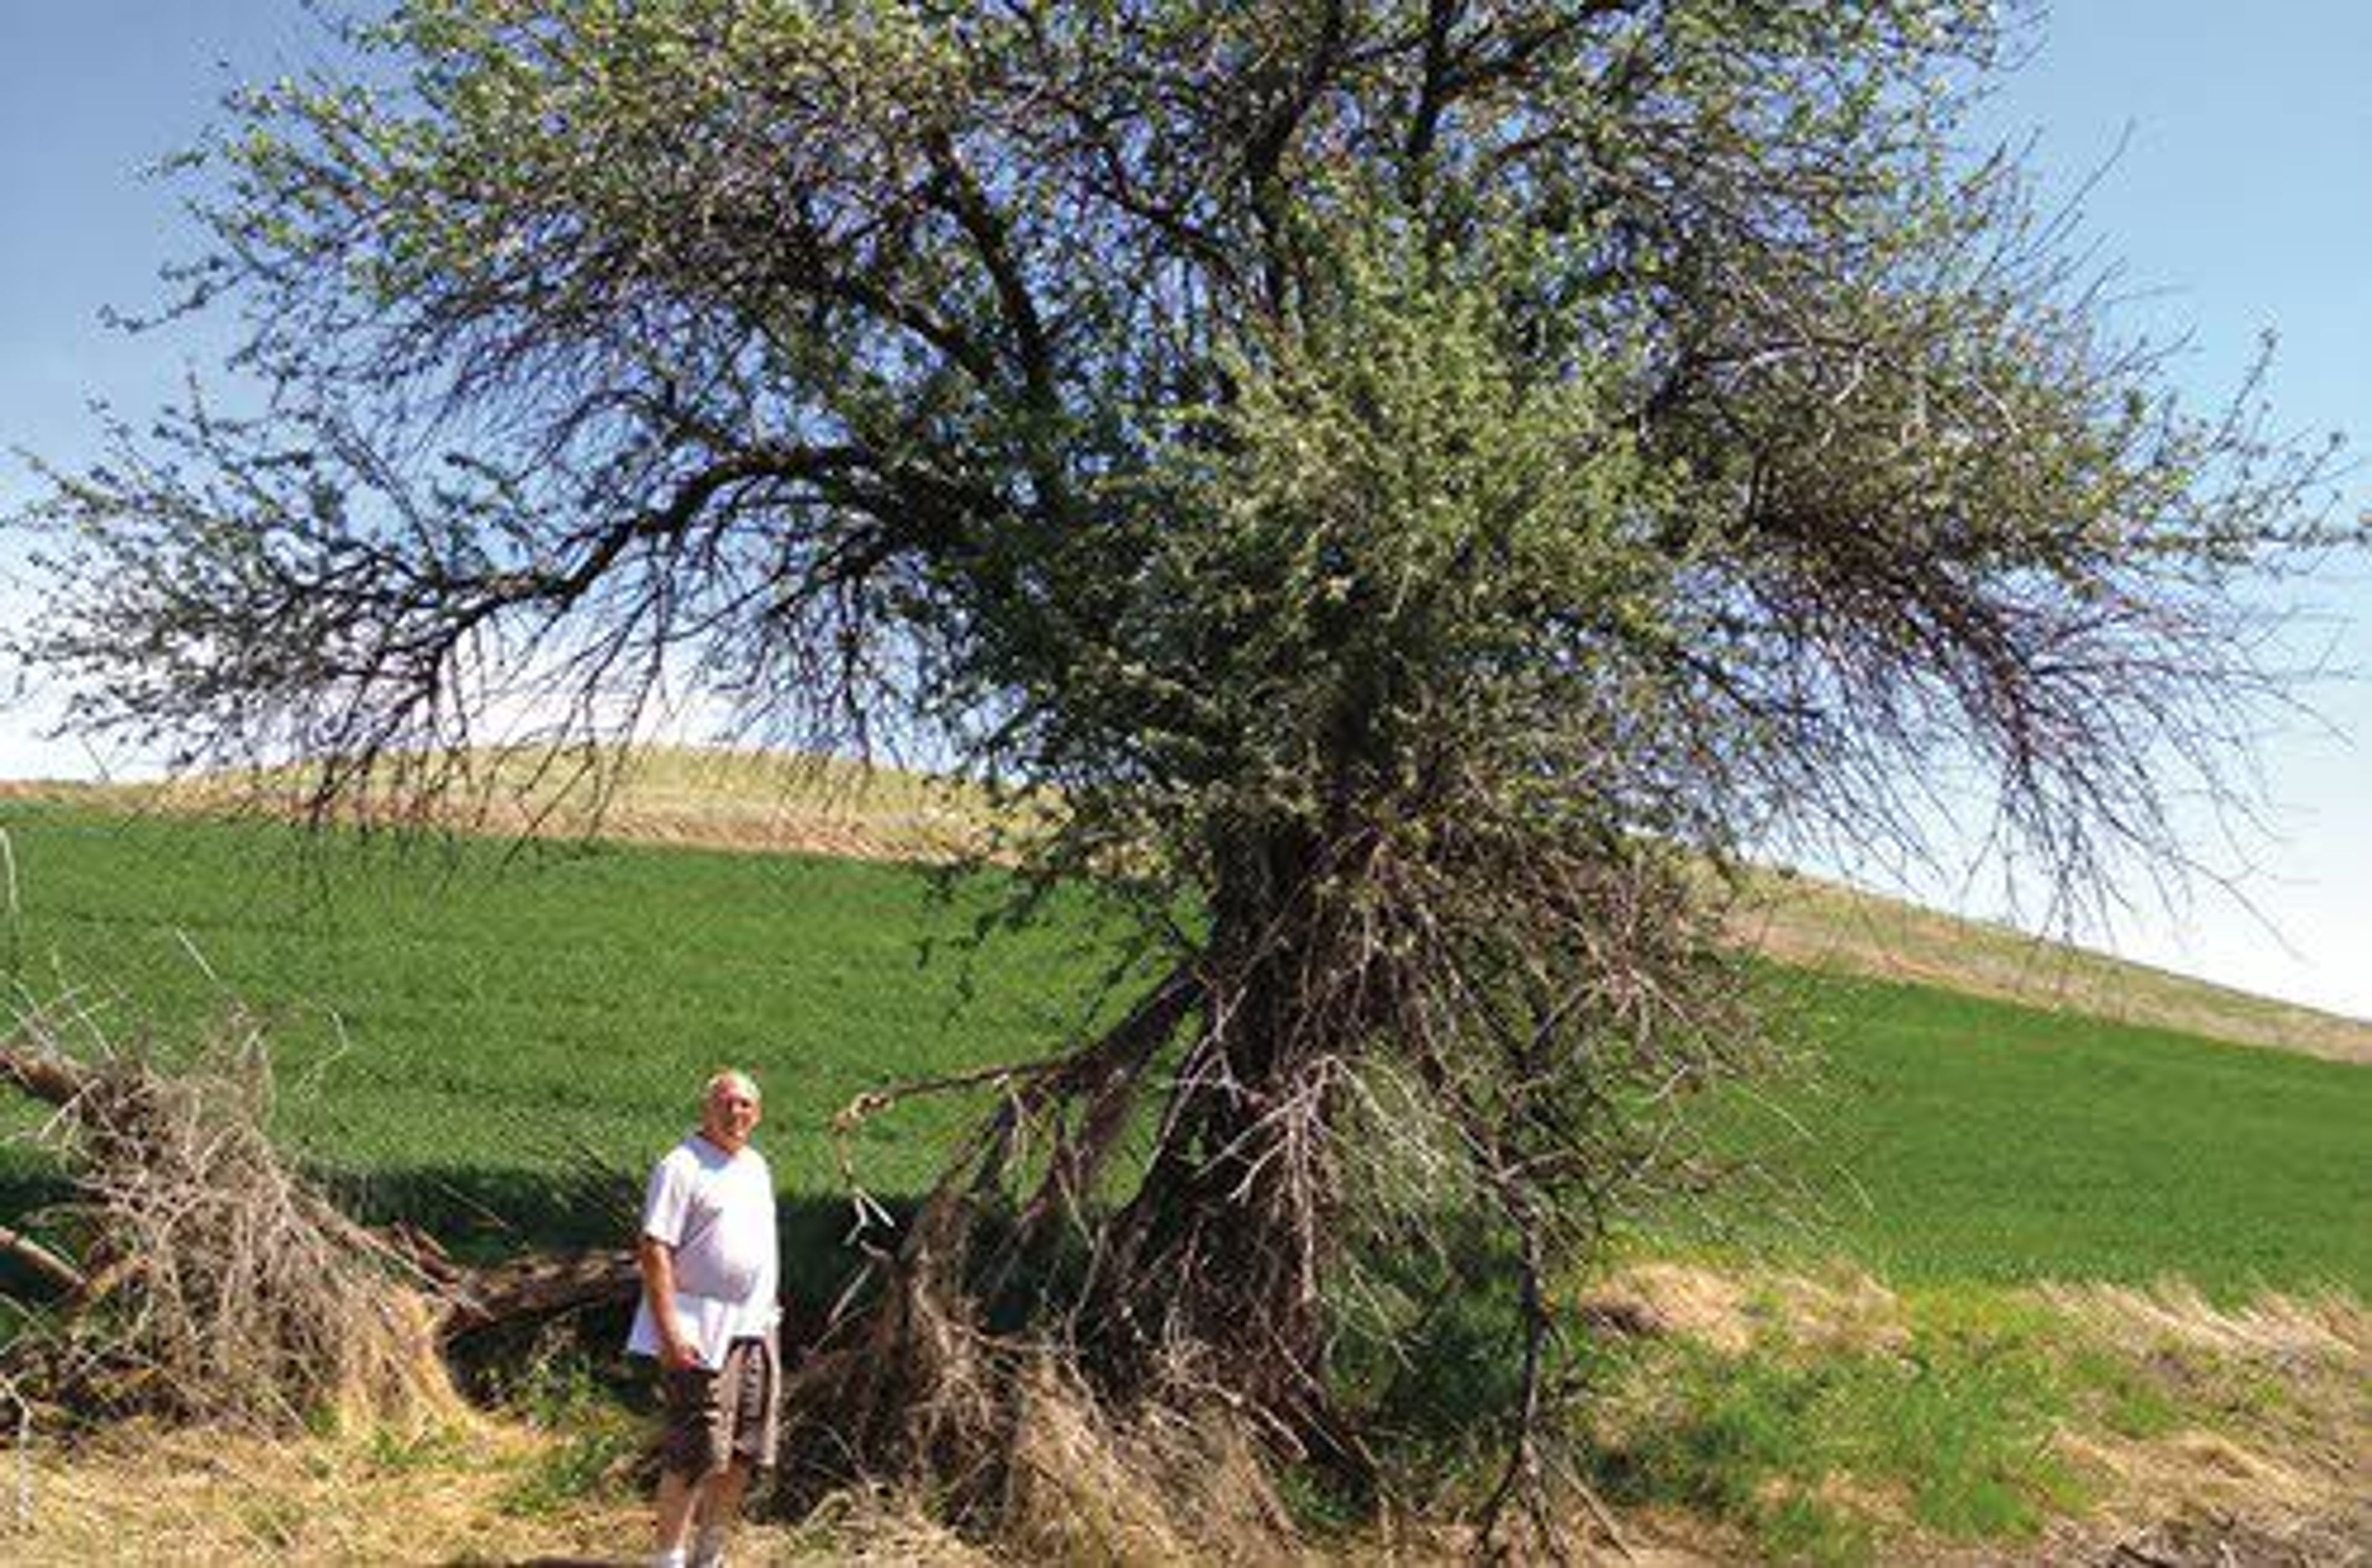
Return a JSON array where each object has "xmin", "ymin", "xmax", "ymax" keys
[
  {"xmin": 704, "ymin": 1068, "xmax": 760, "ymax": 1104},
  {"xmin": 699, "ymin": 1068, "xmax": 763, "ymax": 1153}
]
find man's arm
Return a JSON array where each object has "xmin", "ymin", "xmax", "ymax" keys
[{"xmin": 636, "ymin": 1234, "xmax": 701, "ymax": 1370}]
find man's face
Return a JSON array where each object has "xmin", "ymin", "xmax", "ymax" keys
[{"xmin": 701, "ymin": 1075, "xmax": 762, "ymax": 1152}]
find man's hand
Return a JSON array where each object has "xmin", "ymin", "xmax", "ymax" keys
[{"xmin": 659, "ymin": 1330, "xmax": 703, "ymax": 1371}]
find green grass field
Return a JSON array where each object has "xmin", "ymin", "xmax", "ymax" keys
[
  {"xmin": 0, "ymin": 803, "xmax": 1139, "ymax": 1256},
  {"xmin": 1664, "ymin": 976, "xmax": 2371, "ymax": 1295},
  {"xmin": 2, "ymin": 800, "xmax": 2365, "ymax": 1299}
]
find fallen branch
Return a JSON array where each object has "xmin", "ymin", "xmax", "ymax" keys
[
  {"xmin": 5, "ymin": 1029, "xmax": 644, "ymax": 1348},
  {"xmin": 0, "ymin": 1042, "xmax": 88, "ymax": 1109},
  {"xmin": 0, "ymin": 1010, "xmax": 465, "ymax": 1430},
  {"xmin": 440, "ymin": 1248, "xmax": 641, "ymax": 1336}
]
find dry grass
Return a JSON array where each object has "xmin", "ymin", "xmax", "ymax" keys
[
  {"xmin": 2042, "ymin": 1279, "xmax": 2369, "ymax": 1540},
  {"xmin": 5, "ymin": 1266, "xmax": 2361, "ymax": 1564},
  {"xmin": 3, "ymin": 748, "xmax": 999, "ymax": 865},
  {"xmin": 1578, "ymin": 1261, "xmax": 1911, "ymax": 1359},
  {"xmin": 2038, "ymin": 1279, "xmax": 2368, "ymax": 1366},
  {"xmin": 995, "ymin": 1361, "xmax": 1301, "ymax": 1566},
  {"xmin": 3, "ymin": 1412, "xmax": 1024, "ymax": 1565},
  {"xmin": 172, "ymin": 746, "xmax": 1005, "ymax": 865},
  {"xmin": 0, "ymin": 1411, "xmax": 1308, "ymax": 1566},
  {"xmin": 1580, "ymin": 1260, "xmax": 2370, "ymax": 1561},
  {"xmin": 0, "ymin": 1416, "xmax": 1676, "ymax": 1567},
  {"xmin": 8, "ymin": 1418, "xmax": 694, "ymax": 1566}
]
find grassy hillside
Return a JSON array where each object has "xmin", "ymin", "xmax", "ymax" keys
[
  {"xmin": 1666, "ymin": 975, "xmax": 2370, "ymax": 1293},
  {"xmin": 1738, "ymin": 871, "xmax": 2372, "ymax": 1065},
  {"xmin": 0, "ymin": 802, "xmax": 1118, "ymax": 1201},
  {"xmin": 19, "ymin": 747, "xmax": 2362, "ymax": 1062},
  {"xmin": 2, "ymin": 797, "xmax": 2364, "ymax": 1298}
]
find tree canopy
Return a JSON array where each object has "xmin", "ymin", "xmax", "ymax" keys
[{"xmin": 9, "ymin": 0, "xmax": 2353, "ymax": 1542}]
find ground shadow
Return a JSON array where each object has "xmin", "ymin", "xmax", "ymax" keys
[{"xmin": 332, "ymin": 1167, "xmax": 885, "ymax": 1323}]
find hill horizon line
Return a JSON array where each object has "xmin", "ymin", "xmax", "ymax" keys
[{"xmin": 4, "ymin": 743, "xmax": 2365, "ymax": 1063}]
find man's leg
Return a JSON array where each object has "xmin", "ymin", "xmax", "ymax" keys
[
  {"xmin": 654, "ymin": 1362, "xmax": 728, "ymax": 1566},
  {"xmin": 697, "ymin": 1461, "xmax": 751, "ymax": 1524},
  {"xmin": 689, "ymin": 1338, "xmax": 772, "ymax": 1564},
  {"xmin": 652, "ymin": 1466, "xmax": 701, "ymax": 1562},
  {"xmin": 689, "ymin": 1462, "xmax": 751, "ymax": 1565}
]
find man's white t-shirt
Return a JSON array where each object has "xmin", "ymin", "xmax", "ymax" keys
[{"xmin": 626, "ymin": 1133, "xmax": 780, "ymax": 1372}]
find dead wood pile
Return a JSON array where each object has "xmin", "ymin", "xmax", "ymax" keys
[{"xmin": 0, "ymin": 1005, "xmax": 633, "ymax": 1433}]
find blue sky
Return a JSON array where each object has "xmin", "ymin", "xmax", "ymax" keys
[{"xmin": 2, "ymin": 2, "xmax": 2368, "ymax": 1018}]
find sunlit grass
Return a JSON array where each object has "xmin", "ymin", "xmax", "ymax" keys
[
  {"xmin": 0, "ymin": 801, "xmax": 1138, "ymax": 1253},
  {"xmin": 1670, "ymin": 973, "xmax": 2372, "ymax": 1297},
  {"xmin": 2, "ymin": 797, "xmax": 2365, "ymax": 1300}
]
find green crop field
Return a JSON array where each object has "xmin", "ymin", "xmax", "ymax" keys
[
  {"xmin": 1660, "ymin": 976, "xmax": 2371, "ymax": 1296},
  {"xmin": 0, "ymin": 802, "xmax": 1142, "ymax": 1259},
  {"xmin": 2, "ymin": 800, "xmax": 2366, "ymax": 1299}
]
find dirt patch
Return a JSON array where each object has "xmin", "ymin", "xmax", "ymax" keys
[{"xmin": 2083, "ymin": 1505, "xmax": 2372, "ymax": 1566}]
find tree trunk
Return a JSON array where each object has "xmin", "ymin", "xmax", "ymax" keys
[{"xmin": 1080, "ymin": 832, "xmax": 1354, "ymax": 1426}]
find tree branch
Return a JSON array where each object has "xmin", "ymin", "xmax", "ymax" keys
[{"xmin": 0, "ymin": 1223, "xmax": 88, "ymax": 1299}]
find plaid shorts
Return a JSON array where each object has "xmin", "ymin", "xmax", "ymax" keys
[{"xmin": 660, "ymin": 1334, "xmax": 780, "ymax": 1477}]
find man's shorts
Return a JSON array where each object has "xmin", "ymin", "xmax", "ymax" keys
[{"xmin": 660, "ymin": 1334, "xmax": 780, "ymax": 1477}]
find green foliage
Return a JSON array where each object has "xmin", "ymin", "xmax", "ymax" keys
[
  {"xmin": 496, "ymin": 1425, "xmax": 640, "ymax": 1517},
  {"xmin": 365, "ymin": 1422, "xmax": 473, "ymax": 1475},
  {"xmin": 484, "ymin": 1335, "xmax": 647, "ymax": 1517},
  {"xmin": 2062, "ymin": 1346, "xmax": 2184, "ymax": 1441},
  {"xmin": 238, "ymin": 1496, "xmax": 309, "ymax": 1553}
]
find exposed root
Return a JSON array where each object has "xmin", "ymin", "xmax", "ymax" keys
[{"xmin": 779, "ymin": 1180, "xmax": 1306, "ymax": 1559}]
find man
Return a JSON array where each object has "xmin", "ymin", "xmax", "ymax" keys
[{"xmin": 629, "ymin": 1068, "xmax": 780, "ymax": 1568}]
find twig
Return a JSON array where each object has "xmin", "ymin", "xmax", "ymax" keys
[
  {"xmin": 0, "ymin": 1225, "xmax": 88, "ymax": 1299},
  {"xmin": 1575, "ymin": 1478, "xmax": 1635, "ymax": 1562}
]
